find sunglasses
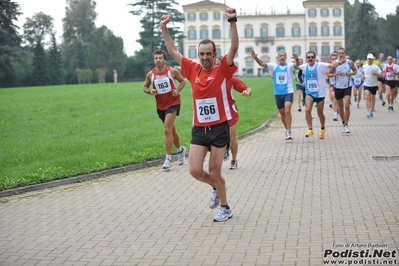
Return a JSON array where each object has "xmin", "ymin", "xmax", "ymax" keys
[{"xmin": 307, "ymin": 56, "xmax": 315, "ymax": 59}]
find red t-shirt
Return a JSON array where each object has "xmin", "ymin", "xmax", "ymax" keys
[
  {"xmin": 151, "ymin": 66, "xmax": 180, "ymax": 110},
  {"xmin": 181, "ymin": 57, "xmax": 237, "ymax": 127},
  {"xmin": 227, "ymin": 77, "xmax": 247, "ymax": 126}
]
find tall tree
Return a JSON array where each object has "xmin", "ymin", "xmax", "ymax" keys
[
  {"xmin": 128, "ymin": 0, "xmax": 184, "ymax": 74},
  {"xmin": 87, "ymin": 26, "xmax": 127, "ymax": 82},
  {"xmin": 30, "ymin": 41, "xmax": 49, "ymax": 86},
  {"xmin": 48, "ymin": 34, "xmax": 63, "ymax": 85},
  {"xmin": 22, "ymin": 12, "xmax": 54, "ymax": 48},
  {"xmin": 345, "ymin": 0, "xmax": 382, "ymax": 59},
  {"xmin": 0, "ymin": 0, "xmax": 25, "ymax": 87},
  {"xmin": 62, "ymin": 0, "xmax": 97, "ymax": 45},
  {"xmin": 384, "ymin": 6, "xmax": 399, "ymax": 57}
]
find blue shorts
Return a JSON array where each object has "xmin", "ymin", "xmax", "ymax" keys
[
  {"xmin": 274, "ymin": 93, "xmax": 294, "ymax": 109},
  {"xmin": 296, "ymin": 84, "xmax": 305, "ymax": 91}
]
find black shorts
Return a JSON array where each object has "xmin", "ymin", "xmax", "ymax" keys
[
  {"xmin": 364, "ymin": 86, "xmax": 378, "ymax": 95},
  {"xmin": 157, "ymin": 104, "xmax": 180, "ymax": 122},
  {"xmin": 384, "ymin": 80, "xmax": 397, "ymax": 88},
  {"xmin": 191, "ymin": 121, "xmax": 229, "ymax": 149},
  {"xmin": 306, "ymin": 95, "xmax": 325, "ymax": 103},
  {"xmin": 334, "ymin": 87, "xmax": 352, "ymax": 100},
  {"xmin": 378, "ymin": 77, "xmax": 385, "ymax": 83}
]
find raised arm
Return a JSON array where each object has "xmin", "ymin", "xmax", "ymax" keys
[
  {"xmin": 160, "ymin": 14, "xmax": 183, "ymax": 65},
  {"xmin": 250, "ymin": 49, "xmax": 267, "ymax": 68},
  {"xmin": 224, "ymin": 8, "xmax": 238, "ymax": 66}
]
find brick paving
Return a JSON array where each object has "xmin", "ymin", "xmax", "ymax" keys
[{"xmin": 1, "ymin": 93, "xmax": 398, "ymax": 266}]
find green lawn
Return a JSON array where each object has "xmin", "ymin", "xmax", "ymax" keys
[{"xmin": 0, "ymin": 77, "xmax": 276, "ymax": 190}]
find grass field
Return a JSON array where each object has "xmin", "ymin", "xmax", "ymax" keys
[{"xmin": 0, "ymin": 77, "xmax": 276, "ymax": 190}]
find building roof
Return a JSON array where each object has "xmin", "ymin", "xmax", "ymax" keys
[
  {"xmin": 182, "ymin": 0, "xmax": 226, "ymax": 8},
  {"xmin": 303, "ymin": 0, "xmax": 345, "ymax": 2}
]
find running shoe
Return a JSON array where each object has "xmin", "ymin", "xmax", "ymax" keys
[
  {"xmin": 286, "ymin": 131, "xmax": 293, "ymax": 140},
  {"xmin": 357, "ymin": 103, "xmax": 359, "ymax": 108},
  {"xmin": 213, "ymin": 206, "xmax": 233, "ymax": 222},
  {"xmin": 305, "ymin": 129, "xmax": 314, "ymax": 137},
  {"xmin": 209, "ymin": 189, "xmax": 220, "ymax": 209},
  {"xmin": 344, "ymin": 124, "xmax": 350, "ymax": 133},
  {"xmin": 354, "ymin": 96, "xmax": 357, "ymax": 102},
  {"xmin": 370, "ymin": 111, "xmax": 374, "ymax": 117},
  {"xmin": 298, "ymin": 107, "xmax": 301, "ymax": 112},
  {"xmin": 367, "ymin": 111, "xmax": 372, "ymax": 117},
  {"xmin": 223, "ymin": 147, "xmax": 230, "ymax": 161},
  {"xmin": 333, "ymin": 113, "xmax": 338, "ymax": 121},
  {"xmin": 382, "ymin": 101, "xmax": 386, "ymax": 106},
  {"xmin": 230, "ymin": 159, "xmax": 238, "ymax": 170},
  {"xmin": 177, "ymin": 146, "xmax": 186, "ymax": 165},
  {"xmin": 329, "ymin": 103, "xmax": 332, "ymax": 108},
  {"xmin": 162, "ymin": 157, "xmax": 172, "ymax": 169},
  {"xmin": 319, "ymin": 128, "xmax": 326, "ymax": 139},
  {"xmin": 341, "ymin": 124, "xmax": 345, "ymax": 133}
]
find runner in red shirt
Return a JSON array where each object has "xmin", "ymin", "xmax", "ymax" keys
[
  {"xmin": 160, "ymin": 8, "xmax": 238, "ymax": 222},
  {"xmin": 215, "ymin": 56, "xmax": 252, "ymax": 170},
  {"xmin": 143, "ymin": 50, "xmax": 186, "ymax": 170}
]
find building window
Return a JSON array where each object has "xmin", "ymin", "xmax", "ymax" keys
[
  {"xmin": 260, "ymin": 28, "xmax": 268, "ymax": 38},
  {"xmin": 212, "ymin": 29, "xmax": 221, "ymax": 39},
  {"xmin": 213, "ymin": 12, "xmax": 220, "ymax": 19},
  {"xmin": 199, "ymin": 13, "xmax": 208, "ymax": 20},
  {"xmin": 321, "ymin": 9, "xmax": 329, "ymax": 16},
  {"xmin": 333, "ymin": 26, "xmax": 342, "ymax": 36},
  {"xmin": 333, "ymin": 9, "xmax": 341, "ymax": 16},
  {"xmin": 309, "ymin": 45, "xmax": 318, "ymax": 55},
  {"xmin": 321, "ymin": 26, "xmax": 329, "ymax": 36},
  {"xmin": 187, "ymin": 30, "xmax": 196, "ymax": 39},
  {"xmin": 276, "ymin": 27, "xmax": 285, "ymax": 37},
  {"xmin": 309, "ymin": 26, "xmax": 317, "ymax": 36},
  {"xmin": 292, "ymin": 46, "xmax": 301, "ymax": 55},
  {"xmin": 246, "ymin": 61, "xmax": 254, "ymax": 76},
  {"xmin": 216, "ymin": 48, "xmax": 222, "ymax": 56},
  {"xmin": 187, "ymin": 13, "xmax": 196, "ymax": 20},
  {"xmin": 200, "ymin": 29, "xmax": 208, "ymax": 39},
  {"xmin": 244, "ymin": 28, "xmax": 253, "ymax": 38},
  {"xmin": 188, "ymin": 49, "xmax": 197, "ymax": 58},
  {"xmin": 334, "ymin": 45, "xmax": 341, "ymax": 52},
  {"xmin": 245, "ymin": 47, "xmax": 253, "ymax": 53},
  {"xmin": 277, "ymin": 46, "xmax": 285, "ymax": 52},
  {"xmin": 322, "ymin": 46, "xmax": 330, "ymax": 56},
  {"xmin": 308, "ymin": 9, "xmax": 316, "ymax": 17},
  {"xmin": 292, "ymin": 27, "xmax": 300, "ymax": 37},
  {"xmin": 261, "ymin": 47, "xmax": 269, "ymax": 53}
]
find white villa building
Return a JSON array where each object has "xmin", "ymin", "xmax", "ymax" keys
[{"xmin": 182, "ymin": 0, "xmax": 345, "ymax": 76}]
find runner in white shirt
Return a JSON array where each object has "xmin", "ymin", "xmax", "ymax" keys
[{"xmin": 362, "ymin": 53, "xmax": 385, "ymax": 117}]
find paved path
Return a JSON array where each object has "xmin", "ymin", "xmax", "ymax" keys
[{"xmin": 1, "ymin": 94, "xmax": 399, "ymax": 266}]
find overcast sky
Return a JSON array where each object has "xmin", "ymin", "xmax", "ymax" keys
[{"xmin": 15, "ymin": 0, "xmax": 397, "ymax": 56}]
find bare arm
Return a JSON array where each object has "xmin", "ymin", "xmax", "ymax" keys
[
  {"xmin": 170, "ymin": 67, "xmax": 186, "ymax": 96},
  {"xmin": 250, "ymin": 49, "xmax": 267, "ymax": 68},
  {"xmin": 143, "ymin": 71, "xmax": 154, "ymax": 95},
  {"xmin": 224, "ymin": 8, "xmax": 238, "ymax": 66},
  {"xmin": 348, "ymin": 60, "xmax": 357, "ymax": 76},
  {"xmin": 160, "ymin": 15, "xmax": 183, "ymax": 65}
]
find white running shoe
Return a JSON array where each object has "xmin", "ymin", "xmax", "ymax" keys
[
  {"xmin": 209, "ymin": 189, "xmax": 220, "ymax": 209},
  {"xmin": 213, "ymin": 206, "xmax": 233, "ymax": 222},
  {"xmin": 162, "ymin": 157, "xmax": 172, "ymax": 169},
  {"xmin": 344, "ymin": 125, "xmax": 350, "ymax": 133},
  {"xmin": 177, "ymin": 146, "xmax": 186, "ymax": 165},
  {"xmin": 333, "ymin": 113, "xmax": 338, "ymax": 121},
  {"xmin": 229, "ymin": 160, "xmax": 238, "ymax": 170}
]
